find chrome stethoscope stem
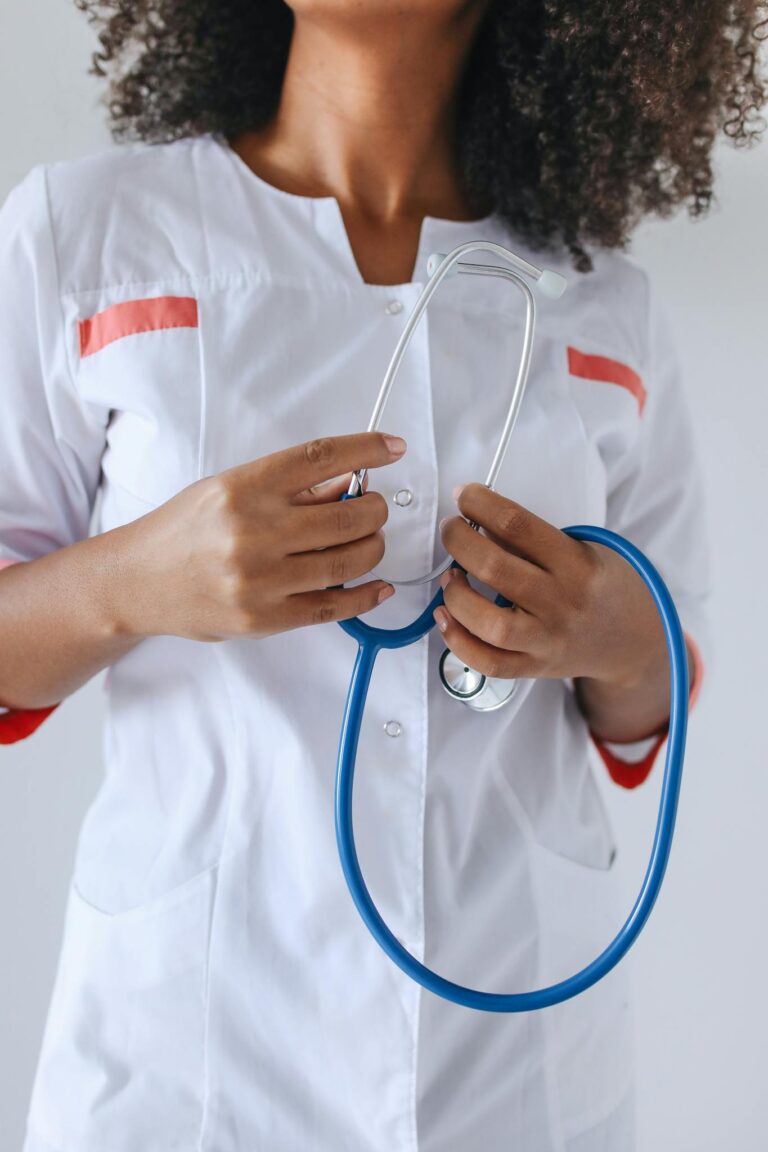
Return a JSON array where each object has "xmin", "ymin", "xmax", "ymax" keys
[{"xmin": 347, "ymin": 241, "xmax": 553, "ymax": 587}]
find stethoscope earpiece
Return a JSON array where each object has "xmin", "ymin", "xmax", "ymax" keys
[
  {"xmin": 427, "ymin": 251, "xmax": 567, "ymax": 297},
  {"xmin": 351, "ymin": 241, "xmax": 567, "ymax": 587}
]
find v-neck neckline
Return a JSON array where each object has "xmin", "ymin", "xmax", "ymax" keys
[{"xmin": 208, "ymin": 131, "xmax": 498, "ymax": 289}]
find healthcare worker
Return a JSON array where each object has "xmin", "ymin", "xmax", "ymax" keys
[{"xmin": 1, "ymin": 1, "xmax": 762, "ymax": 1149}]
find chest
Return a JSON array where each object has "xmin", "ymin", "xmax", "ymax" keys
[{"xmin": 68, "ymin": 272, "xmax": 642, "ymax": 565}]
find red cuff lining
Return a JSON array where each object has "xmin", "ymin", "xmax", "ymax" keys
[
  {"xmin": 0, "ymin": 704, "xmax": 60, "ymax": 744},
  {"xmin": 0, "ymin": 558, "xmax": 61, "ymax": 744},
  {"xmin": 592, "ymin": 631, "xmax": 705, "ymax": 790},
  {"xmin": 592, "ymin": 731, "xmax": 667, "ymax": 790}
]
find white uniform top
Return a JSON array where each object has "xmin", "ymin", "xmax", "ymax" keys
[{"xmin": 0, "ymin": 133, "xmax": 710, "ymax": 1152}]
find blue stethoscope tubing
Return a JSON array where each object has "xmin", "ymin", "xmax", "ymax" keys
[
  {"xmin": 332, "ymin": 240, "xmax": 688, "ymax": 1011},
  {"xmin": 335, "ymin": 525, "xmax": 688, "ymax": 1012}
]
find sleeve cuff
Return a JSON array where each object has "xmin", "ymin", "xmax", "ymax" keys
[
  {"xmin": 590, "ymin": 631, "xmax": 705, "ymax": 790},
  {"xmin": 0, "ymin": 557, "xmax": 61, "ymax": 744}
]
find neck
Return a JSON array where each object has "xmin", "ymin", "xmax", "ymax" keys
[{"xmin": 230, "ymin": 3, "xmax": 492, "ymax": 224}]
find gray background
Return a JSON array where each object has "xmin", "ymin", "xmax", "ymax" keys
[{"xmin": 1, "ymin": 4, "xmax": 767, "ymax": 1150}]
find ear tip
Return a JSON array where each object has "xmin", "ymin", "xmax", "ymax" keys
[
  {"xmin": 427, "ymin": 252, "xmax": 451, "ymax": 277},
  {"xmin": 538, "ymin": 269, "xmax": 568, "ymax": 299}
]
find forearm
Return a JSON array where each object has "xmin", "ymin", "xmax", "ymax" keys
[
  {"xmin": 574, "ymin": 639, "xmax": 695, "ymax": 743},
  {"xmin": 0, "ymin": 524, "xmax": 145, "ymax": 710}
]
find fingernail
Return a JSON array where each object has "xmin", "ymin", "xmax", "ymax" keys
[
  {"xmin": 377, "ymin": 583, "xmax": 395, "ymax": 603},
  {"xmin": 439, "ymin": 516, "xmax": 450, "ymax": 532},
  {"xmin": 434, "ymin": 607, "xmax": 449, "ymax": 633},
  {"xmin": 383, "ymin": 435, "xmax": 407, "ymax": 457},
  {"xmin": 452, "ymin": 484, "xmax": 465, "ymax": 502},
  {"xmin": 439, "ymin": 570, "xmax": 453, "ymax": 590}
]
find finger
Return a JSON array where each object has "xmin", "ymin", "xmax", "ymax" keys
[
  {"xmin": 260, "ymin": 432, "xmax": 407, "ymax": 497},
  {"xmin": 433, "ymin": 604, "xmax": 537, "ymax": 680},
  {"xmin": 285, "ymin": 491, "xmax": 388, "ymax": 552},
  {"xmin": 441, "ymin": 569, "xmax": 542, "ymax": 654},
  {"xmin": 282, "ymin": 580, "xmax": 395, "ymax": 629},
  {"xmin": 280, "ymin": 531, "xmax": 386, "ymax": 594},
  {"xmin": 293, "ymin": 470, "xmax": 370, "ymax": 507},
  {"xmin": 441, "ymin": 516, "xmax": 547, "ymax": 612},
  {"xmin": 455, "ymin": 483, "xmax": 571, "ymax": 570}
]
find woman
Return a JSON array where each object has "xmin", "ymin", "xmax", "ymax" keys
[{"xmin": 1, "ymin": 2, "xmax": 764, "ymax": 1149}]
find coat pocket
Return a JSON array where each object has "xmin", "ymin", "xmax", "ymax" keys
[
  {"xmin": 26, "ymin": 864, "xmax": 216, "ymax": 1152},
  {"xmin": 530, "ymin": 838, "xmax": 635, "ymax": 1139},
  {"xmin": 74, "ymin": 295, "xmax": 204, "ymax": 509}
]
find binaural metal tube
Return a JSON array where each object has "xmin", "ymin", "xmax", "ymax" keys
[{"xmin": 347, "ymin": 241, "xmax": 544, "ymax": 587}]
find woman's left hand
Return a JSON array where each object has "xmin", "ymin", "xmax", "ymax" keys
[{"xmin": 436, "ymin": 483, "xmax": 668, "ymax": 694}]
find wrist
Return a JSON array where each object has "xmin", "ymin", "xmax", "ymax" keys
[
  {"xmin": 589, "ymin": 614, "xmax": 669, "ymax": 693},
  {"xmin": 93, "ymin": 519, "xmax": 157, "ymax": 642},
  {"xmin": 574, "ymin": 640, "xmax": 672, "ymax": 743}
]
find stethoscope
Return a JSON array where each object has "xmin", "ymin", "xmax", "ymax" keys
[{"xmin": 335, "ymin": 241, "xmax": 689, "ymax": 1012}]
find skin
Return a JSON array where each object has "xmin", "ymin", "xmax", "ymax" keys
[
  {"xmin": 0, "ymin": 0, "xmax": 693, "ymax": 740},
  {"xmin": 436, "ymin": 486, "xmax": 683, "ymax": 742},
  {"xmin": 0, "ymin": 435, "xmax": 401, "ymax": 709},
  {"xmin": 227, "ymin": 0, "xmax": 495, "ymax": 285}
]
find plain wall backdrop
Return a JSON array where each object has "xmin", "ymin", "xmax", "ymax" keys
[{"xmin": 1, "ymin": 4, "xmax": 767, "ymax": 1151}]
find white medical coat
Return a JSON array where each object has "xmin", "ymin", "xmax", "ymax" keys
[{"xmin": 0, "ymin": 132, "xmax": 710, "ymax": 1152}]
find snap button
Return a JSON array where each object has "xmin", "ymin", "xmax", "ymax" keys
[
  {"xmin": 385, "ymin": 299, "xmax": 404, "ymax": 315},
  {"xmin": 383, "ymin": 720, "xmax": 403, "ymax": 738},
  {"xmin": 393, "ymin": 488, "xmax": 413, "ymax": 508}
]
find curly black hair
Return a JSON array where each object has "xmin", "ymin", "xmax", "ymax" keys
[{"xmin": 74, "ymin": 0, "xmax": 768, "ymax": 270}]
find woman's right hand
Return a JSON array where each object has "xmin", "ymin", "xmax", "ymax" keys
[{"xmin": 111, "ymin": 432, "xmax": 406, "ymax": 642}]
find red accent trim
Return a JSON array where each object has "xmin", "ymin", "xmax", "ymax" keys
[
  {"xmin": 0, "ymin": 559, "xmax": 60, "ymax": 743},
  {"xmin": 567, "ymin": 347, "xmax": 647, "ymax": 415},
  {"xmin": 592, "ymin": 630, "xmax": 704, "ymax": 789},
  {"xmin": 592, "ymin": 731, "xmax": 667, "ymax": 790},
  {"xmin": 0, "ymin": 704, "xmax": 59, "ymax": 744},
  {"xmin": 78, "ymin": 295, "xmax": 198, "ymax": 359}
]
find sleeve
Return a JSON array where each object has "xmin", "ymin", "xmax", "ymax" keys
[
  {"xmin": 0, "ymin": 164, "xmax": 108, "ymax": 742},
  {"xmin": 590, "ymin": 271, "xmax": 712, "ymax": 789}
]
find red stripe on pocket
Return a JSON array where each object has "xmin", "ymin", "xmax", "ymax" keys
[
  {"xmin": 567, "ymin": 347, "xmax": 646, "ymax": 415},
  {"xmin": 78, "ymin": 296, "xmax": 198, "ymax": 359}
]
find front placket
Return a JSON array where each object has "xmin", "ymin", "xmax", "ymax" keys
[{"xmin": 352, "ymin": 281, "xmax": 439, "ymax": 1151}]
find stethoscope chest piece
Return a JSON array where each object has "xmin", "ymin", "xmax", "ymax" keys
[{"xmin": 438, "ymin": 647, "xmax": 518, "ymax": 712}]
